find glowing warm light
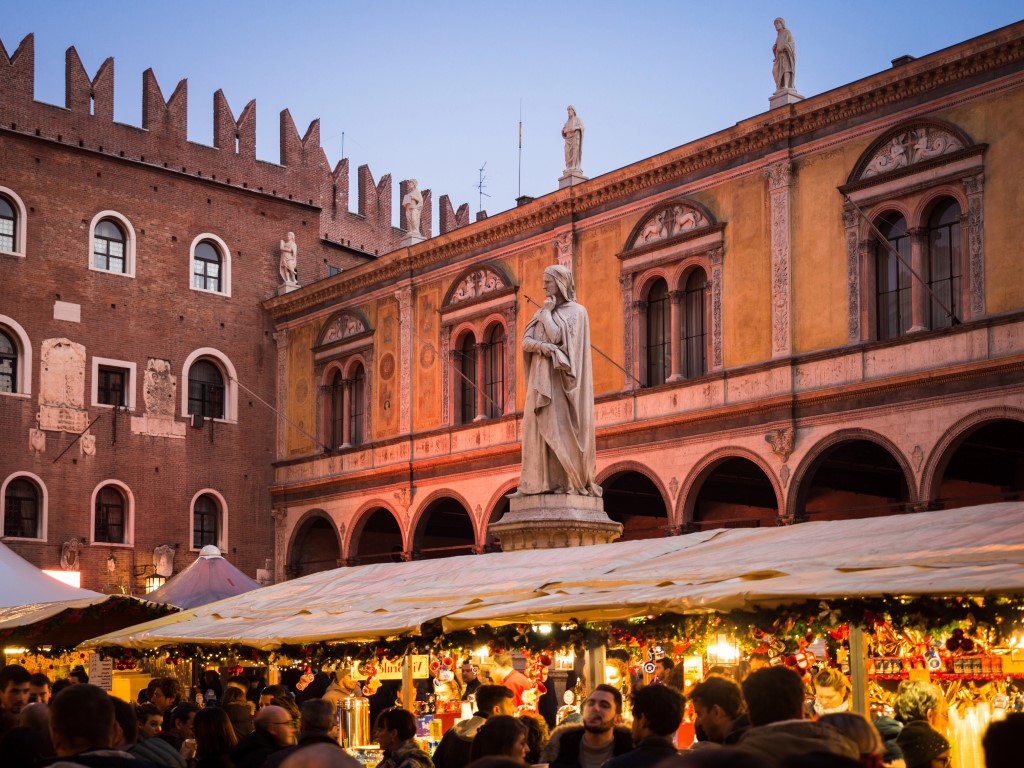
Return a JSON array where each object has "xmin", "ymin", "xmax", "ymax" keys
[
  {"xmin": 707, "ymin": 633, "xmax": 741, "ymax": 665},
  {"xmin": 536, "ymin": 624, "xmax": 552, "ymax": 635},
  {"xmin": 554, "ymin": 651, "xmax": 575, "ymax": 670},
  {"xmin": 475, "ymin": 646, "xmax": 490, "ymax": 658},
  {"xmin": 43, "ymin": 569, "xmax": 81, "ymax": 588},
  {"xmin": 4, "ymin": 648, "xmax": 28, "ymax": 655}
]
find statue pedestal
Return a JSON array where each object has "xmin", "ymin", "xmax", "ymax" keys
[
  {"xmin": 769, "ymin": 88, "xmax": 804, "ymax": 109},
  {"xmin": 401, "ymin": 232, "xmax": 426, "ymax": 247},
  {"xmin": 277, "ymin": 281, "xmax": 299, "ymax": 296},
  {"xmin": 489, "ymin": 494, "xmax": 622, "ymax": 551},
  {"xmin": 558, "ymin": 170, "xmax": 588, "ymax": 189}
]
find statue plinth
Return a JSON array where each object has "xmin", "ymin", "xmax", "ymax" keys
[
  {"xmin": 489, "ymin": 494, "xmax": 622, "ymax": 551},
  {"xmin": 558, "ymin": 170, "xmax": 588, "ymax": 189},
  {"xmin": 769, "ymin": 88, "xmax": 804, "ymax": 109},
  {"xmin": 277, "ymin": 281, "xmax": 299, "ymax": 295},
  {"xmin": 401, "ymin": 232, "xmax": 426, "ymax": 247}
]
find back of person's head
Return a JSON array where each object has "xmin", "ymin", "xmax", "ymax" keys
[
  {"xmin": 592, "ymin": 682, "xmax": 624, "ymax": 713},
  {"xmin": 263, "ymin": 683, "xmax": 290, "ymax": 700},
  {"xmin": 0, "ymin": 664, "xmax": 31, "ymax": 690},
  {"xmin": 193, "ymin": 706, "xmax": 237, "ymax": 757},
  {"xmin": 630, "ymin": 683, "xmax": 686, "ymax": 736},
  {"xmin": 741, "ymin": 666, "xmax": 805, "ymax": 725},
  {"xmin": 301, "ymin": 698, "xmax": 336, "ymax": 734},
  {"xmin": 375, "ymin": 707, "xmax": 417, "ymax": 741},
  {"xmin": 517, "ymin": 711, "xmax": 549, "ymax": 764},
  {"xmin": 817, "ymin": 713, "xmax": 883, "ymax": 758},
  {"xmin": 19, "ymin": 701, "xmax": 50, "ymax": 733},
  {"xmin": 228, "ymin": 675, "xmax": 249, "ymax": 689},
  {"xmin": 605, "ymin": 649, "xmax": 630, "ymax": 664},
  {"xmin": 690, "ymin": 675, "xmax": 746, "ymax": 719},
  {"xmin": 896, "ymin": 720, "xmax": 949, "ymax": 768},
  {"xmin": 892, "ymin": 681, "xmax": 942, "ymax": 724},
  {"xmin": 466, "ymin": 758, "xmax": 528, "ymax": 768},
  {"xmin": 657, "ymin": 657, "xmax": 675, "ymax": 670},
  {"xmin": 50, "ymin": 684, "xmax": 114, "ymax": 754},
  {"xmin": 475, "ymin": 684, "xmax": 514, "ymax": 715},
  {"xmin": 281, "ymin": 742, "xmax": 362, "ymax": 768},
  {"xmin": 222, "ymin": 686, "xmax": 247, "ymax": 706},
  {"xmin": 111, "ymin": 696, "xmax": 138, "ymax": 745},
  {"xmin": 981, "ymin": 713, "xmax": 1024, "ymax": 768},
  {"xmin": 778, "ymin": 753, "xmax": 864, "ymax": 768},
  {"xmin": 469, "ymin": 714, "xmax": 528, "ymax": 762},
  {"xmin": 68, "ymin": 666, "xmax": 89, "ymax": 684},
  {"xmin": 50, "ymin": 679, "xmax": 72, "ymax": 699},
  {"xmin": 491, "ymin": 653, "xmax": 513, "ymax": 670},
  {"xmin": 657, "ymin": 749, "xmax": 771, "ymax": 768}
]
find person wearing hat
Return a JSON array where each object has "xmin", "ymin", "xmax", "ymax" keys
[{"xmin": 896, "ymin": 721, "xmax": 950, "ymax": 768}]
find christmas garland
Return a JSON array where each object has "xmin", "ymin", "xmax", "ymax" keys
[{"xmin": 91, "ymin": 593, "xmax": 1024, "ymax": 668}]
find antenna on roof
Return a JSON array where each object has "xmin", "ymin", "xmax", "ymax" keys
[
  {"xmin": 518, "ymin": 99, "xmax": 523, "ymax": 200},
  {"xmin": 477, "ymin": 162, "xmax": 490, "ymax": 214}
]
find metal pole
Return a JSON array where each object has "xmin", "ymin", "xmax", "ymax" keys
[{"xmin": 849, "ymin": 625, "xmax": 869, "ymax": 716}]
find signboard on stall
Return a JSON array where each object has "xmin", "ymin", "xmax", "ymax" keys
[
  {"xmin": 376, "ymin": 655, "xmax": 428, "ymax": 679},
  {"xmin": 88, "ymin": 653, "xmax": 114, "ymax": 691}
]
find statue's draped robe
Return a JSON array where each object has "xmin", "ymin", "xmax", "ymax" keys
[
  {"xmin": 773, "ymin": 28, "xmax": 795, "ymax": 90},
  {"xmin": 518, "ymin": 300, "xmax": 601, "ymax": 496}
]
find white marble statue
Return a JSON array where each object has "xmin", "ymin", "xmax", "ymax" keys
[
  {"xmin": 517, "ymin": 264, "xmax": 601, "ymax": 497},
  {"xmin": 279, "ymin": 231, "xmax": 298, "ymax": 285},
  {"xmin": 562, "ymin": 106, "xmax": 584, "ymax": 172},
  {"xmin": 772, "ymin": 17, "xmax": 796, "ymax": 92},
  {"xmin": 402, "ymin": 179, "xmax": 424, "ymax": 235}
]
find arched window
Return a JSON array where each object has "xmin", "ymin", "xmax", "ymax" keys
[
  {"xmin": 646, "ymin": 278, "xmax": 670, "ymax": 386},
  {"xmin": 484, "ymin": 325, "xmax": 505, "ymax": 418},
  {"xmin": 192, "ymin": 240, "xmax": 222, "ymax": 292},
  {"xmin": 875, "ymin": 213, "xmax": 912, "ymax": 340},
  {"xmin": 193, "ymin": 493, "xmax": 220, "ymax": 548},
  {"xmin": 0, "ymin": 330, "xmax": 16, "ymax": 394},
  {"xmin": 457, "ymin": 334, "xmax": 477, "ymax": 424},
  {"xmin": 927, "ymin": 198, "xmax": 962, "ymax": 330},
  {"xmin": 92, "ymin": 219, "xmax": 127, "ymax": 273},
  {"xmin": 94, "ymin": 485, "xmax": 126, "ymax": 544},
  {"xmin": 188, "ymin": 360, "xmax": 225, "ymax": 419},
  {"xmin": 683, "ymin": 268, "xmax": 708, "ymax": 378},
  {"xmin": 349, "ymin": 364, "xmax": 365, "ymax": 447},
  {"xmin": 4, "ymin": 477, "xmax": 40, "ymax": 539},
  {"xmin": 0, "ymin": 196, "xmax": 15, "ymax": 253}
]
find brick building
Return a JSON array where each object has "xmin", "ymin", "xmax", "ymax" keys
[
  {"xmin": 266, "ymin": 22, "xmax": 1024, "ymax": 579},
  {"xmin": 0, "ymin": 34, "xmax": 469, "ymax": 592}
]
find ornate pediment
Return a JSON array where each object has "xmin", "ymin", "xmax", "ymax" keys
[
  {"xmin": 850, "ymin": 121, "xmax": 973, "ymax": 183},
  {"xmin": 445, "ymin": 267, "xmax": 509, "ymax": 307},
  {"xmin": 626, "ymin": 200, "xmax": 714, "ymax": 251},
  {"xmin": 318, "ymin": 311, "xmax": 369, "ymax": 346}
]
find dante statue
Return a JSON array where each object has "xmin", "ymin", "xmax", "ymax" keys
[
  {"xmin": 517, "ymin": 264, "xmax": 601, "ymax": 497},
  {"xmin": 562, "ymin": 106, "xmax": 584, "ymax": 172},
  {"xmin": 772, "ymin": 17, "xmax": 796, "ymax": 92},
  {"xmin": 279, "ymin": 231, "xmax": 298, "ymax": 285},
  {"xmin": 402, "ymin": 179, "xmax": 423, "ymax": 235}
]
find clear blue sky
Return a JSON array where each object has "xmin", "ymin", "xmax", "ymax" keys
[{"xmin": 4, "ymin": 2, "xmax": 1021, "ymax": 229}]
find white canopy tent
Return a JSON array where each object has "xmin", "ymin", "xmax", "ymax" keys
[
  {"xmin": 145, "ymin": 545, "xmax": 262, "ymax": 610},
  {"xmin": 83, "ymin": 502, "xmax": 1024, "ymax": 652}
]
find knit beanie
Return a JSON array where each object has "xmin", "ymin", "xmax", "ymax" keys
[{"xmin": 896, "ymin": 720, "xmax": 949, "ymax": 768}]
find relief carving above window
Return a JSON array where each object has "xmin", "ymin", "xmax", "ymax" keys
[
  {"xmin": 847, "ymin": 120, "xmax": 976, "ymax": 184},
  {"xmin": 318, "ymin": 312, "xmax": 369, "ymax": 345},
  {"xmin": 448, "ymin": 268, "xmax": 507, "ymax": 305},
  {"xmin": 630, "ymin": 203, "xmax": 709, "ymax": 249}
]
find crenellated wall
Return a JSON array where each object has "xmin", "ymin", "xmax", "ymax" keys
[{"xmin": 0, "ymin": 34, "xmax": 471, "ymax": 261}]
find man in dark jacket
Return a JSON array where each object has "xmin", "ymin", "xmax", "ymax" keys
[
  {"xmin": 604, "ymin": 684, "xmax": 683, "ymax": 768},
  {"xmin": 689, "ymin": 675, "xmax": 749, "ymax": 745},
  {"xmin": 266, "ymin": 699, "xmax": 344, "ymax": 768},
  {"xmin": 736, "ymin": 666, "xmax": 859, "ymax": 768},
  {"xmin": 233, "ymin": 704, "xmax": 298, "ymax": 768},
  {"xmin": 432, "ymin": 684, "xmax": 514, "ymax": 768},
  {"xmin": 547, "ymin": 684, "xmax": 634, "ymax": 768},
  {"xmin": 49, "ymin": 684, "xmax": 159, "ymax": 768}
]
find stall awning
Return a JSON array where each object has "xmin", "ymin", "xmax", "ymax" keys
[{"xmin": 82, "ymin": 502, "xmax": 1024, "ymax": 651}]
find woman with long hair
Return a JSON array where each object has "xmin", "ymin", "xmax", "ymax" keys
[{"xmin": 193, "ymin": 706, "xmax": 238, "ymax": 768}]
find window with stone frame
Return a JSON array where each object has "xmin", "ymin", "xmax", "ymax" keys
[
  {"xmin": 620, "ymin": 198, "xmax": 723, "ymax": 388},
  {"xmin": 0, "ymin": 330, "xmax": 17, "ymax": 394},
  {"xmin": 0, "ymin": 195, "xmax": 16, "ymax": 253},
  {"xmin": 94, "ymin": 484, "xmax": 127, "ymax": 544},
  {"xmin": 315, "ymin": 310, "xmax": 373, "ymax": 451},
  {"xmin": 4, "ymin": 476, "xmax": 41, "ymax": 539},
  {"xmin": 439, "ymin": 264, "xmax": 517, "ymax": 425},
  {"xmin": 187, "ymin": 359, "xmax": 226, "ymax": 419},
  {"xmin": 840, "ymin": 119, "xmax": 984, "ymax": 343},
  {"xmin": 192, "ymin": 240, "xmax": 223, "ymax": 292},
  {"xmin": 92, "ymin": 219, "xmax": 127, "ymax": 273},
  {"xmin": 193, "ymin": 493, "xmax": 220, "ymax": 549}
]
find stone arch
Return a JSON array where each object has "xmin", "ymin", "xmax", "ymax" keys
[
  {"xmin": 848, "ymin": 118, "xmax": 974, "ymax": 183},
  {"xmin": 286, "ymin": 508, "xmax": 341, "ymax": 578},
  {"xmin": 678, "ymin": 447, "xmax": 781, "ymax": 529},
  {"xmin": 483, "ymin": 481, "xmax": 519, "ymax": 551},
  {"xmin": 912, "ymin": 186, "xmax": 968, "ymax": 227},
  {"xmin": 789, "ymin": 429, "xmax": 916, "ymax": 521},
  {"xmin": 922, "ymin": 407, "xmax": 1024, "ymax": 507},
  {"xmin": 346, "ymin": 500, "xmax": 405, "ymax": 565},
  {"xmin": 624, "ymin": 198, "xmax": 717, "ymax": 252},
  {"xmin": 409, "ymin": 489, "xmax": 476, "ymax": 559},
  {"xmin": 598, "ymin": 461, "xmax": 672, "ymax": 539}
]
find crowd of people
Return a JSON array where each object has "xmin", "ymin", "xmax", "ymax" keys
[{"xmin": 1, "ymin": 657, "xmax": 1021, "ymax": 768}]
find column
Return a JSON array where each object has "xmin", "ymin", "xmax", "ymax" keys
[
  {"xmin": 474, "ymin": 342, "xmax": 487, "ymax": 421},
  {"xmin": 341, "ymin": 380, "xmax": 352, "ymax": 448},
  {"xmin": 764, "ymin": 160, "xmax": 793, "ymax": 359},
  {"xmin": 667, "ymin": 290, "xmax": 684, "ymax": 382},
  {"xmin": 908, "ymin": 227, "xmax": 928, "ymax": 332}
]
